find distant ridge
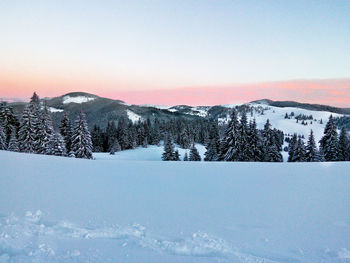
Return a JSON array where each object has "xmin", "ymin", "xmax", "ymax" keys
[{"xmin": 251, "ymin": 99, "xmax": 350, "ymax": 115}]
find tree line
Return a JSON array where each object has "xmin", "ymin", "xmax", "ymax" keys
[
  {"xmin": 287, "ymin": 115, "xmax": 350, "ymax": 162},
  {"xmin": 0, "ymin": 92, "xmax": 93, "ymax": 159},
  {"xmin": 163, "ymin": 110, "xmax": 284, "ymax": 162}
]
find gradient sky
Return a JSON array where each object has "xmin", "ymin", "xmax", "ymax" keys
[{"xmin": 0, "ymin": 0, "xmax": 349, "ymax": 106}]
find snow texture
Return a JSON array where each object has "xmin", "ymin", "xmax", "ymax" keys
[
  {"xmin": 62, "ymin": 96, "xmax": 95, "ymax": 104},
  {"xmin": 49, "ymin": 107, "xmax": 63, "ymax": 113},
  {"xmin": 1, "ymin": 150, "xmax": 350, "ymax": 262},
  {"xmin": 126, "ymin": 110, "xmax": 142, "ymax": 123}
]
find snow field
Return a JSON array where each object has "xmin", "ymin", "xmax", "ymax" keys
[{"xmin": 1, "ymin": 150, "xmax": 350, "ymax": 262}]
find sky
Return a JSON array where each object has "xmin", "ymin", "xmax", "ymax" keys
[{"xmin": 0, "ymin": 0, "xmax": 349, "ymax": 106}]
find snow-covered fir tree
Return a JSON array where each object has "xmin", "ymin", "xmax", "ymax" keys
[
  {"xmin": 0, "ymin": 103, "xmax": 20, "ymax": 147},
  {"xmin": 247, "ymin": 119, "xmax": 262, "ymax": 161},
  {"xmin": 293, "ymin": 138, "xmax": 306, "ymax": 162},
  {"xmin": 183, "ymin": 152, "xmax": 189, "ymax": 161},
  {"xmin": 262, "ymin": 119, "xmax": 283, "ymax": 162},
  {"xmin": 59, "ymin": 112, "xmax": 73, "ymax": 154},
  {"xmin": 47, "ymin": 133, "xmax": 67, "ymax": 156},
  {"xmin": 319, "ymin": 115, "xmax": 339, "ymax": 161},
  {"xmin": 305, "ymin": 130, "xmax": 321, "ymax": 162},
  {"xmin": 162, "ymin": 135, "xmax": 176, "ymax": 161},
  {"xmin": 189, "ymin": 144, "xmax": 201, "ymax": 161},
  {"xmin": 30, "ymin": 92, "xmax": 40, "ymax": 106},
  {"xmin": 36, "ymin": 103, "xmax": 54, "ymax": 154},
  {"xmin": 204, "ymin": 123, "xmax": 219, "ymax": 161},
  {"xmin": 174, "ymin": 150, "xmax": 180, "ymax": 161},
  {"xmin": 220, "ymin": 109, "xmax": 239, "ymax": 161},
  {"xmin": 236, "ymin": 112, "xmax": 250, "ymax": 161},
  {"xmin": 18, "ymin": 104, "xmax": 39, "ymax": 153},
  {"xmin": 338, "ymin": 127, "xmax": 350, "ymax": 161},
  {"xmin": 71, "ymin": 111, "xmax": 93, "ymax": 159},
  {"xmin": 288, "ymin": 134, "xmax": 298, "ymax": 162},
  {"xmin": 0, "ymin": 123, "xmax": 6, "ymax": 150},
  {"xmin": 7, "ymin": 128, "xmax": 19, "ymax": 152},
  {"xmin": 110, "ymin": 140, "xmax": 121, "ymax": 155}
]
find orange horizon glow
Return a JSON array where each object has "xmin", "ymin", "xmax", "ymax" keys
[{"xmin": 1, "ymin": 77, "xmax": 350, "ymax": 107}]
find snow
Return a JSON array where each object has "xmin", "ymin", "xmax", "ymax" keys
[
  {"xmin": 49, "ymin": 107, "xmax": 63, "ymax": 113},
  {"xmin": 126, "ymin": 109, "xmax": 142, "ymax": 123},
  {"xmin": 141, "ymin": 104, "xmax": 171, "ymax": 110},
  {"xmin": 1, "ymin": 150, "xmax": 350, "ymax": 262},
  {"xmin": 94, "ymin": 144, "xmax": 207, "ymax": 161},
  {"xmin": 219, "ymin": 103, "xmax": 345, "ymax": 143},
  {"xmin": 62, "ymin": 95, "xmax": 95, "ymax": 104}
]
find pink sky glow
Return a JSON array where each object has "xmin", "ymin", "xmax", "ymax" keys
[{"xmin": 1, "ymin": 78, "xmax": 350, "ymax": 107}]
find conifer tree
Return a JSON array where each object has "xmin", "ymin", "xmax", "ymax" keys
[
  {"xmin": 319, "ymin": 115, "xmax": 339, "ymax": 161},
  {"xmin": 204, "ymin": 138, "xmax": 219, "ymax": 161},
  {"xmin": 110, "ymin": 140, "xmax": 121, "ymax": 155},
  {"xmin": 71, "ymin": 111, "xmax": 93, "ymax": 159},
  {"xmin": 247, "ymin": 119, "xmax": 262, "ymax": 161},
  {"xmin": 36, "ymin": 104, "xmax": 54, "ymax": 154},
  {"xmin": 288, "ymin": 134, "xmax": 298, "ymax": 162},
  {"xmin": 47, "ymin": 133, "xmax": 67, "ymax": 156},
  {"xmin": 162, "ymin": 135, "xmax": 175, "ymax": 161},
  {"xmin": 305, "ymin": 130, "xmax": 321, "ymax": 162},
  {"xmin": 7, "ymin": 128, "xmax": 19, "ymax": 152},
  {"xmin": 220, "ymin": 109, "xmax": 239, "ymax": 161},
  {"xmin": 338, "ymin": 127, "xmax": 350, "ymax": 161},
  {"xmin": 0, "ymin": 123, "xmax": 6, "ymax": 150},
  {"xmin": 293, "ymin": 138, "xmax": 306, "ymax": 162},
  {"xmin": 189, "ymin": 144, "xmax": 201, "ymax": 161},
  {"xmin": 18, "ymin": 104, "xmax": 38, "ymax": 153},
  {"xmin": 204, "ymin": 123, "xmax": 220, "ymax": 161},
  {"xmin": 236, "ymin": 112, "xmax": 250, "ymax": 161},
  {"xmin": 0, "ymin": 103, "xmax": 20, "ymax": 147},
  {"xmin": 183, "ymin": 152, "xmax": 189, "ymax": 161},
  {"xmin": 59, "ymin": 112, "xmax": 73, "ymax": 153},
  {"xmin": 262, "ymin": 119, "xmax": 283, "ymax": 162},
  {"xmin": 174, "ymin": 150, "xmax": 180, "ymax": 161}
]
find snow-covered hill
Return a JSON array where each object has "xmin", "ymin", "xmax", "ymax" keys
[{"xmin": 1, "ymin": 150, "xmax": 350, "ymax": 263}]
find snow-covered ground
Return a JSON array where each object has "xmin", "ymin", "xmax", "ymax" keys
[
  {"xmin": 221, "ymin": 103, "xmax": 344, "ymax": 143},
  {"xmin": 1, "ymin": 150, "xmax": 350, "ymax": 263},
  {"xmin": 126, "ymin": 109, "xmax": 143, "ymax": 123},
  {"xmin": 94, "ymin": 144, "xmax": 207, "ymax": 161},
  {"xmin": 146, "ymin": 102, "xmax": 345, "ymax": 144},
  {"xmin": 62, "ymin": 95, "xmax": 95, "ymax": 104}
]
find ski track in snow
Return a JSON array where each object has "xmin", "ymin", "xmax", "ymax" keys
[{"xmin": 0, "ymin": 211, "xmax": 303, "ymax": 263}]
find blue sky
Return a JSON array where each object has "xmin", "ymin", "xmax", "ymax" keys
[{"xmin": 0, "ymin": 0, "xmax": 349, "ymax": 105}]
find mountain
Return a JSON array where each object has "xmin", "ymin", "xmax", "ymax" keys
[
  {"xmin": 4, "ymin": 92, "xmax": 350, "ymax": 143},
  {"xmin": 251, "ymin": 99, "xmax": 350, "ymax": 115}
]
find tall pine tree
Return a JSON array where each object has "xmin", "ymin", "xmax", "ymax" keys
[
  {"xmin": 305, "ymin": 130, "xmax": 321, "ymax": 162},
  {"xmin": 338, "ymin": 127, "xmax": 350, "ymax": 161},
  {"xmin": 71, "ymin": 111, "xmax": 93, "ymax": 159},
  {"xmin": 319, "ymin": 115, "xmax": 339, "ymax": 161},
  {"xmin": 189, "ymin": 144, "xmax": 201, "ymax": 161},
  {"xmin": 59, "ymin": 112, "xmax": 73, "ymax": 154},
  {"xmin": 162, "ymin": 135, "xmax": 175, "ymax": 161},
  {"xmin": 18, "ymin": 104, "xmax": 39, "ymax": 153},
  {"xmin": 220, "ymin": 109, "xmax": 239, "ymax": 161}
]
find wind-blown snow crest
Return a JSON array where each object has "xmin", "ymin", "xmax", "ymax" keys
[{"xmin": 62, "ymin": 96, "xmax": 95, "ymax": 104}]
